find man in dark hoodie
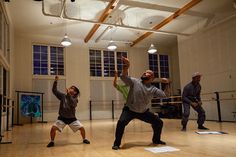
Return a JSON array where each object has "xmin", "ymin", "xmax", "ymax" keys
[
  {"xmin": 47, "ymin": 76, "xmax": 90, "ymax": 147},
  {"xmin": 181, "ymin": 72, "xmax": 209, "ymax": 131}
]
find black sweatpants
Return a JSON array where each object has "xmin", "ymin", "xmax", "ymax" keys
[
  {"xmin": 113, "ymin": 106, "xmax": 163, "ymax": 147},
  {"xmin": 181, "ymin": 103, "xmax": 206, "ymax": 127}
]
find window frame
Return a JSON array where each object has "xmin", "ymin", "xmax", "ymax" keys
[
  {"xmin": 148, "ymin": 53, "xmax": 171, "ymax": 79},
  {"xmin": 89, "ymin": 48, "xmax": 128, "ymax": 79},
  {"xmin": 32, "ymin": 44, "xmax": 65, "ymax": 78}
]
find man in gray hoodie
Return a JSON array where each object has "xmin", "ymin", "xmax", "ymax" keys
[
  {"xmin": 112, "ymin": 57, "xmax": 168, "ymax": 150},
  {"xmin": 47, "ymin": 76, "xmax": 90, "ymax": 147}
]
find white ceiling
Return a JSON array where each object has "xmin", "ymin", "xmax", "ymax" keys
[{"xmin": 5, "ymin": 0, "xmax": 236, "ymax": 48}]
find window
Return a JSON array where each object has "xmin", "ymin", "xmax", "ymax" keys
[
  {"xmin": 103, "ymin": 50, "xmax": 115, "ymax": 77},
  {"xmin": 159, "ymin": 55, "xmax": 169, "ymax": 78},
  {"xmin": 50, "ymin": 46, "xmax": 64, "ymax": 75},
  {"xmin": 148, "ymin": 54, "xmax": 170, "ymax": 78},
  {"xmin": 89, "ymin": 49, "xmax": 102, "ymax": 77},
  {"xmin": 33, "ymin": 45, "xmax": 64, "ymax": 76},
  {"xmin": 89, "ymin": 49, "xmax": 127, "ymax": 77},
  {"xmin": 33, "ymin": 45, "xmax": 48, "ymax": 75},
  {"xmin": 149, "ymin": 54, "xmax": 159, "ymax": 78}
]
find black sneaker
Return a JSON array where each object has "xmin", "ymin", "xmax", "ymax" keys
[
  {"xmin": 181, "ymin": 127, "xmax": 187, "ymax": 131},
  {"xmin": 112, "ymin": 145, "xmax": 120, "ymax": 150},
  {"xmin": 47, "ymin": 141, "xmax": 54, "ymax": 147},
  {"xmin": 154, "ymin": 140, "xmax": 166, "ymax": 145},
  {"xmin": 198, "ymin": 125, "xmax": 209, "ymax": 130},
  {"xmin": 83, "ymin": 139, "xmax": 90, "ymax": 144}
]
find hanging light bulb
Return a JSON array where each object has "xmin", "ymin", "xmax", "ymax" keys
[
  {"xmin": 61, "ymin": 34, "xmax": 72, "ymax": 47},
  {"xmin": 148, "ymin": 44, "xmax": 157, "ymax": 54},
  {"xmin": 107, "ymin": 40, "xmax": 117, "ymax": 51}
]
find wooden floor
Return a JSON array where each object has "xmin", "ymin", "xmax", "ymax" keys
[{"xmin": 0, "ymin": 119, "xmax": 236, "ymax": 157}]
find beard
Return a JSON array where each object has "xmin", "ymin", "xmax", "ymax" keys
[{"xmin": 141, "ymin": 75, "xmax": 150, "ymax": 81}]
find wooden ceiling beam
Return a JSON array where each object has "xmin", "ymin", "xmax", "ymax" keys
[
  {"xmin": 84, "ymin": 0, "xmax": 119, "ymax": 43},
  {"xmin": 130, "ymin": 0, "xmax": 202, "ymax": 47}
]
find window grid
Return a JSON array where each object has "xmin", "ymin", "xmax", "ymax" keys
[
  {"xmin": 148, "ymin": 54, "xmax": 159, "ymax": 78},
  {"xmin": 50, "ymin": 46, "xmax": 64, "ymax": 75},
  {"xmin": 89, "ymin": 50, "xmax": 128, "ymax": 77},
  {"xmin": 89, "ymin": 49, "xmax": 102, "ymax": 77},
  {"xmin": 33, "ymin": 45, "xmax": 64, "ymax": 76},
  {"xmin": 33, "ymin": 45, "xmax": 48, "ymax": 75},
  {"xmin": 159, "ymin": 55, "xmax": 169, "ymax": 78},
  {"xmin": 148, "ymin": 54, "xmax": 170, "ymax": 78},
  {"xmin": 103, "ymin": 50, "xmax": 115, "ymax": 77}
]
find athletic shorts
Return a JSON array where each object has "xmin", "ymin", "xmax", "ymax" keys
[{"xmin": 53, "ymin": 116, "xmax": 84, "ymax": 132}]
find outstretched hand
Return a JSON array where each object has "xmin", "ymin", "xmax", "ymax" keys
[
  {"xmin": 55, "ymin": 75, "xmax": 59, "ymax": 81},
  {"xmin": 160, "ymin": 78, "xmax": 170, "ymax": 84},
  {"xmin": 122, "ymin": 56, "xmax": 130, "ymax": 69}
]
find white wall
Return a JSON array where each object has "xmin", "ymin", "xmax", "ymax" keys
[{"xmin": 178, "ymin": 16, "xmax": 236, "ymax": 121}]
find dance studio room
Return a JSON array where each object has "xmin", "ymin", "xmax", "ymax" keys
[{"xmin": 0, "ymin": 0, "xmax": 236, "ymax": 157}]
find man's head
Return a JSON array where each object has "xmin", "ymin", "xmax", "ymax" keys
[
  {"xmin": 68, "ymin": 85, "xmax": 80, "ymax": 97},
  {"xmin": 141, "ymin": 70, "xmax": 155, "ymax": 84},
  {"xmin": 192, "ymin": 72, "xmax": 201, "ymax": 84}
]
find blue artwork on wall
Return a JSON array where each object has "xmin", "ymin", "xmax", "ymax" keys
[{"xmin": 20, "ymin": 94, "xmax": 41, "ymax": 117}]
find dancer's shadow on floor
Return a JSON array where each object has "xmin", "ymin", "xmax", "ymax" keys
[
  {"xmin": 121, "ymin": 141, "xmax": 153, "ymax": 149},
  {"xmin": 121, "ymin": 141, "xmax": 189, "ymax": 149}
]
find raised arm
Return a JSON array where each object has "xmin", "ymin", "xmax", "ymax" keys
[
  {"xmin": 120, "ymin": 57, "xmax": 133, "ymax": 86},
  {"xmin": 52, "ymin": 76, "xmax": 64, "ymax": 100},
  {"xmin": 122, "ymin": 56, "xmax": 129, "ymax": 76},
  {"xmin": 113, "ymin": 70, "xmax": 118, "ymax": 88}
]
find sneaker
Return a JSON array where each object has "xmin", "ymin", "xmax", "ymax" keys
[
  {"xmin": 153, "ymin": 140, "xmax": 166, "ymax": 145},
  {"xmin": 198, "ymin": 125, "xmax": 209, "ymax": 130},
  {"xmin": 112, "ymin": 145, "xmax": 120, "ymax": 150},
  {"xmin": 83, "ymin": 139, "xmax": 90, "ymax": 144},
  {"xmin": 181, "ymin": 127, "xmax": 186, "ymax": 131},
  {"xmin": 47, "ymin": 141, "xmax": 54, "ymax": 147}
]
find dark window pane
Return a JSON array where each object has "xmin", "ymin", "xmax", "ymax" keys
[
  {"xmin": 41, "ymin": 68, "xmax": 48, "ymax": 75},
  {"xmin": 58, "ymin": 47, "xmax": 64, "ymax": 54},
  {"xmin": 58, "ymin": 64, "xmax": 64, "ymax": 69},
  {"xmin": 58, "ymin": 69, "xmax": 64, "ymax": 75},
  {"xmin": 41, "ymin": 46, "xmax": 48, "ymax": 53},
  {"xmin": 34, "ymin": 68, "xmax": 40, "ymax": 75},
  {"xmin": 41, "ymin": 53, "xmax": 48, "ymax": 60},
  {"xmin": 51, "ymin": 53, "xmax": 56, "ymax": 60},
  {"xmin": 34, "ymin": 61, "xmax": 40, "ymax": 67},
  {"xmin": 97, "ymin": 71, "xmax": 102, "ymax": 76},
  {"xmin": 33, "ymin": 45, "xmax": 40, "ymax": 52},
  {"xmin": 34, "ymin": 53, "xmax": 40, "ymax": 60},
  {"xmin": 41, "ymin": 61, "xmax": 48, "ymax": 68}
]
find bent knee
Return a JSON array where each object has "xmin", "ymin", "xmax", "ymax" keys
[{"xmin": 117, "ymin": 119, "xmax": 129, "ymax": 126}]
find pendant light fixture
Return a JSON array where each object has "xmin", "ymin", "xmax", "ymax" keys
[
  {"xmin": 107, "ymin": 40, "xmax": 117, "ymax": 51},
  {"xmin": 61, "ymin": 33, "xmax": 72, "ymax": 47},
  {"xmin": 147, "ymin": 44, "xmax": 157, "ymax": 54},
  {"xmin": 107, "ymin": 26, "xmax": 118, "ymax": 51}
]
